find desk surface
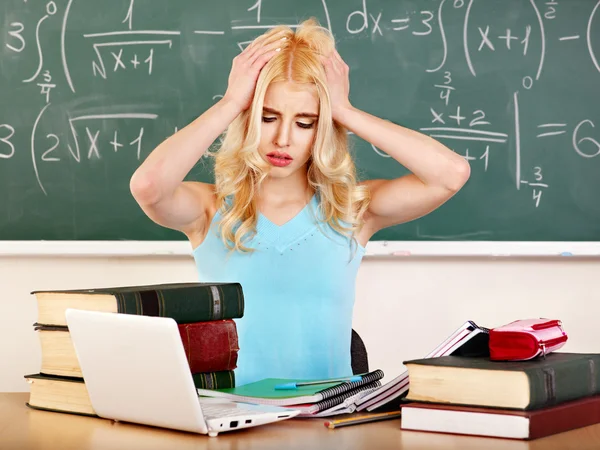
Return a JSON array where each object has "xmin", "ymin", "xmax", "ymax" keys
[{"xmin": 2, "ymin": 393, "xmax": 600, "ymax": 450}]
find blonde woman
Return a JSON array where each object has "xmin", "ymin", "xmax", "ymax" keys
[{"xmin": 130, "ymin": 19, "xmax": 470, "ymax": 386}]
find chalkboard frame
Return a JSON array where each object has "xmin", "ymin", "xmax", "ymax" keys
[
  {"xmin": 2, "ymin": 0, "xmax": 600, "ymax": 254},
  {"xmin": 2, "ymin": 240, "xmax": 600, "ymax": 257}
]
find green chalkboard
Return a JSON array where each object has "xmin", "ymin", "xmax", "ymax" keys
[{"xmin": 1, "ymin": 0, "xmax": 599, "ymax": 242}]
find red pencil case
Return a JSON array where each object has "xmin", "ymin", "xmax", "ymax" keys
[{"xmin": 489, "ymin": 318, "xmax": 568, "ymax": 361}]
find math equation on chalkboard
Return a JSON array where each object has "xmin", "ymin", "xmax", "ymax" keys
[{"xmin": 1, "ymin": 0, "xmax": 599, "ymax": 241}]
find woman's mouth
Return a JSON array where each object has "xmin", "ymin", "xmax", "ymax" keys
[{"xmin": 267, "ymin": 152, "xmax": 293, "ymax": 167}]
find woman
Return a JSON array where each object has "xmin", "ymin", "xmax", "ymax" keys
[{"xmin": 130, "ymin": 19, "xmax": 470, "ymax": 386}]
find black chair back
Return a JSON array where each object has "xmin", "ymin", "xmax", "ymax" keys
[{"xmin": 350, "ymin": 329, "xmax": 369, "ymax": 375}]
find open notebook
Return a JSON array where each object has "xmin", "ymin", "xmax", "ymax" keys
[{"xmin": 196, "ymin": 370, "xmax": 384, "ymax": 407}]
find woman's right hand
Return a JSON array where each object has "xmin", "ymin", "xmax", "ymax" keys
[{"xmin": 222, "ymin": 30, "xmax": 286, "ymax": 113}]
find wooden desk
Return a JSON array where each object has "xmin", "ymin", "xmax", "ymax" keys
[{"xmin": 2, "ymin": 393, "xmax": 600, "ymax": 450}]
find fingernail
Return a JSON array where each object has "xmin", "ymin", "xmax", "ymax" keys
[
  {"xmin": 275, "ymin": 48, "xmax": 281, "ymax": 52},
  {"xmin": 281, "ymin": 37, "xmax": 287, "ymax": 40}
]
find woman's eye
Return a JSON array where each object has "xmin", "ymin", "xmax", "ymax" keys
[{"xmin": 261, "ymin": 116, "xmax": 314, "ymax": 129}]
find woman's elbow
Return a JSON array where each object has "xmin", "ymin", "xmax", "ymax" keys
[
  {"xmin": 129, "ymin": 170, "xmax": 161, "ymax": 206},
  {"xmin": 447, "ymin": 158, "xmax": 471, "ymax": 193}
]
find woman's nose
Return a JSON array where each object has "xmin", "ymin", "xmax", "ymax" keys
[{"xmin": 274, "ymin": 124, "xmax": 290, "ymax": 148}]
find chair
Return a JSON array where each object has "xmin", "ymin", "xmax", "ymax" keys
[{"xmin": 351, "ymin": 329, "xmax": 369, "ymax": 374}]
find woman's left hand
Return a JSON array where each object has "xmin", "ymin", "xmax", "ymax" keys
[{"xmin": 320, "ymin": 48, "xmax": 353, "ymax": 121}]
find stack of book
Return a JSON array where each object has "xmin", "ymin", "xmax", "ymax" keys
[
  {"xmin": 196, "ymin": 369, "xmax": 386, "ymax": 417},
  {"xmin": 25, "ymin": 282, "xmax": 244, "ymax": 417},
  {"xmin": 400, "ymin": 352, "xmax": 600, "ymax": 440}
]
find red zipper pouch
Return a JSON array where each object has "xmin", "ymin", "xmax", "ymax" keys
[{"xmin": 489, "ymin": 318, "xmax": 568, "ymax": 361}]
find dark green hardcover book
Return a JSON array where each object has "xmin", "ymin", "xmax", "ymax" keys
[
  {"xmin": 404, "ymin": 353, "xmax": 600, "ymax": 410},
  {"xmin": 192, "ymin": 371, "xmax": 236, "ymax": 390},
  {"xmin": 31, "ymin": 282, "xmax": 244, "ymax": 326}
]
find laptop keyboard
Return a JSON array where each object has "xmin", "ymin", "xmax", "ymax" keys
[{"xmin": 201, "ymin": 403, "xmax": 267, "ymax": 419}]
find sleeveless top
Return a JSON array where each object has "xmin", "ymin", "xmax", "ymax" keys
[{"xmin": 192, "ymin": 194, "xmax": 366, "ymax": 386}]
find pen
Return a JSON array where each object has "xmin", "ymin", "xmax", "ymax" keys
[
  {"xmin": 324, "ymin": 411, "xmax": 402, "ymax": 429},
  {"xmin": 274, "ymin": 375, "xmax": 363, "ymax": 390}
]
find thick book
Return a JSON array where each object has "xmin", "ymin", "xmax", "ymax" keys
[
  {"xmin": 179, "ymin": 320, "xmax": 239, "ymax": 373},
  {"xmin": 196, "ymin": 370, "xmax": 385, "ymax": 406},
  {"xmin": 31, "ymin": 282, "xmax": 244, "ymax": 326},
  {"xmin": 192, "ymin": 370, "xmax": 236, "ymax": 390},
  {"xmin": 404, "ymin": 352, "xmax": 600, "ymax": 410},
  {"xmin": 34, "ymin": 320, "xmax": 239, "ymax": 376},
  {"xmin": 25, "ymin": 373, "xmax": 96, "ymax": 416},
  {"xmin": 24, "ymin": 371, "xmax": 235, "ymax": 416},
  {"xmin": 401, "ymin": 396, "xmax": 600, "ymax": 440},
  {"xmin": 356, "ymin": 320, "xmax": 489, "ymax": 412}
]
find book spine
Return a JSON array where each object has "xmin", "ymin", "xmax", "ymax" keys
[
  {"xmin": 529, "ymin": 397, "xmax": 600, "ymax": 439},
  {"xmin": 115, "ymin": 283, "xmax": 244, "ymax": 323},
  {"xmin": 526, "ymin": 355, "xmax": 600, "ymax": 409},
  {"xmin": 178, "ymin": 320, "xmax": 239, "ymax": 373},
  {"xmin": 192, "ymin": 371, "xmax": 235, "ymax": 390}
]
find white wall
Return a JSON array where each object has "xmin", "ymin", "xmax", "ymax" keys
[{"xmin": 2, "ymin": 254, "xmax": 599, "ymax": 392}]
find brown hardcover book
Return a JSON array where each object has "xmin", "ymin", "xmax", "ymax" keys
[
  {"xmin": 404, "ymin": 353, "xmax": 600, "ymax": 410},
  {"xmin": 24, "ymin": 371, "xmax": 236, "ymax": 416},
  {"xmin": 35, "ymin": 320, "xmax": 239, "ymax": 377},
  {"xmin": 31, "ymin": 282, "xmax": 244, "ymax": 326},
  {"xmin": 401, "ymin": 396, "xmax": 600, "ymax": 440},
  {"xmin": 178, "ymin": 320, "xmax": 239, "ymax": 373}
]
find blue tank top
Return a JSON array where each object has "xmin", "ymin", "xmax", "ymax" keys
[{"xmin": 192, "ymin": 194, "xmax": 366, "ymax": 386}]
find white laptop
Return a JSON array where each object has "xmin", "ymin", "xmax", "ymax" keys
[{"xmin": 65, "ymin": 308, "xmax": 300, "ymax": 437}]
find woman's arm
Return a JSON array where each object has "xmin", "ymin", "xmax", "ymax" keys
[
  {"xmin": 129, "ymin": 98, "xmax": 241, "ymax": 232},
  {"xmin": 130, "ymin": 30, "xmax": 285, "ymax": 234},
  {"xmin": 336, "ymin": 105, "xmax": 471, "ymax": 231},
  {"xmin": 321, "ymin": 50, "xmax": 471, "ymax": 234}
]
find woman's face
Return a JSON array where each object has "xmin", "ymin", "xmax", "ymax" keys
[{"xmin": 258, "ymin": 81, "xmax": 319, "ymax": 178}]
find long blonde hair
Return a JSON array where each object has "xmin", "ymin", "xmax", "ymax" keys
[{"xmin": 209, "ymin": 18, "xmax": 370, "ymax": 253}]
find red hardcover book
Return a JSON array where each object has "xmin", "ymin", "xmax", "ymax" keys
[
  {"xmin": 178, "ymin": 320, "xmax": 239, "ymax": 373},
  {"xmin": 401, "ymin": 395, "xmax": 600, "ymax": 440}
]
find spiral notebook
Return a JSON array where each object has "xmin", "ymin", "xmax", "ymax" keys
[
  {"xmin": 196, "ymin": 370, "xmax": 384, "ymax": 406},
  {"xmin": 296, "ymin": 380, "xmax": 382, "ymax": 417}
]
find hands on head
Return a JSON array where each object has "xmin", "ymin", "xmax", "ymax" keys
[
  {"xmin": 319, "ymin": 48, "xmax": 353, "ymax": 121},
  {"xmin": 222, "ymin": 30, "xmax": 288, "ymax": 113},
  {"xmin": 222, "ymin": 28, "xmax": 353, "ymax": 121}
]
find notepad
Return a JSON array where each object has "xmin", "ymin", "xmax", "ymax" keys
[{"xmin": 196, "ymin": 370, "xmax": 384, "ymax": 406}]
